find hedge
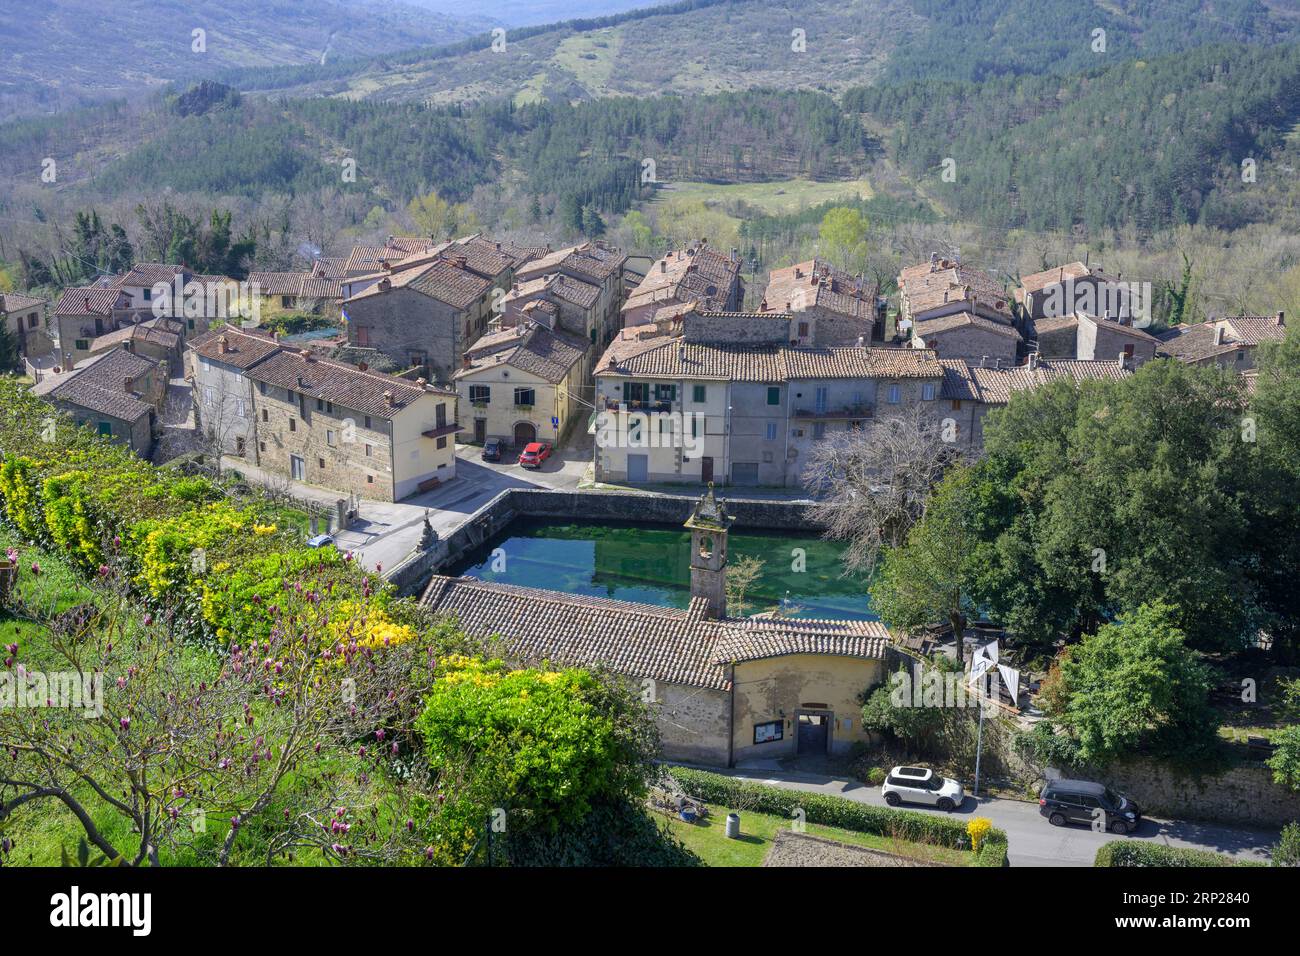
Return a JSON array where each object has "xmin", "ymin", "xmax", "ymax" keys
[
  {"xmin": 670, "ymin": 767, "xmax": 1009, "ymax": 866},
  {"xmin": 0, "ymin": 377, "xmax": 394, "ymax": 641},
  {"xmin": 1094, "ymin": 841, "xmax": 1261, "ymax": 867}
]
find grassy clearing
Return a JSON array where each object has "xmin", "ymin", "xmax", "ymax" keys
[
  {"xmin": 661, "ymin": 802, "xmax": 974, "ymax": 867},
  {"xmin": 550, "ymin": 29, "xmax": 622, "ymax": 94},
  {"xmin": 656, "ymin": 178, "xmax": 874, "ymax": 216}
]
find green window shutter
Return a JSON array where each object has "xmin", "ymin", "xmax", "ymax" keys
[{"xmin": 767, "ymin": 386, "xmax": 780, "ymax": 405}]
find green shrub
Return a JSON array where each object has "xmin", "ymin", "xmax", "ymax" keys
[
  {"xmin": 1094, "ymin": 841, "xmax": 1259, "ymax": 867},
  {"xmin": 866, "ymin": 767, "xmax": 887, "ymax": 785},
  {"xmin": 670, "ymin": 767, "xmax": 1008, "ymax": 867}
]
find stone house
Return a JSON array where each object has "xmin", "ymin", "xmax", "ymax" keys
[
  {"xmin": 938, "ymin": 355, "xmax": 1135, "ymax": 452},
  {"xmin": 1016, "ymin": 261, "xmax": 1137, "ymax": 324},
  {"xmin": 622, "ymin": 241, "xmax": 744, "ymax": 328},
  {"xmin": 897, "ymin": 255, "xmax": 1013, "ymax": 333},
  {"xmin": 243, "ymin": 345, "xmax": 459, "ymax": 501},
  {"xmin": 593, "ymin": 310, "xmax": 943, "ymax": 488},
  {"xmin": 0, "ymin": 292, "xmax": 47, "ymax": 363},
  {"xmin": 32, "ymin": 346, "xmax": 166, "ymax": 456},
  {"xmin": 188, "ymin": 326, "xmax": 285, "ymax": 460},
  {"xmin": 420, "ymin": 488, "xmax": 891, "ymax": 766},
  {"xmin": 911, "ymin": 311, "xmax": 1022, "ymax": 366},
  {"xmin": 52, "ymin": 284, "xmax": 131, "ymax": 370},
  {"xmin": 763, "ymin": 258, "xmax": 877, "ymax": 345},
  {"xmin": 511, "ymin": 241, "xmax": 627, "ymax": 347},
  {"xmin": 1030, "ymin": 312, "xmax": 1159, "ymax": 366},
  {"xmin": 1157, "ymin": 313, "xmax": 1287, "ymax": 370},
  {"xmin": 454, "ymin": 320, "xmax": 588, "ymax": 448},
  {"xmin": 342, "ymin": 236, "xmax": 523, "ymax": 381}
]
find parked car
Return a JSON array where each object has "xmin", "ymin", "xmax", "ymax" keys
[
  {"xmin": 481, "ymin": 439, "xmax": 503, "ymax": 462},
  {"xmin": 881, "ymin": 765, "xmax": 964, "ymax": 811},
  {"xmin": 1039, "ymin": 779, "xmax": 1141, "ymax": 834},
  {"xmin": 305, "ymin": 533, "xmax": 335, "ymax": 550},
  {"xmin": 518, "ymin": 441, "xmax": 553, "ymax": 469}
]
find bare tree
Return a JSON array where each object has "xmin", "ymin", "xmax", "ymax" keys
[
  {"xmin": 725, "ymin": 555, "xmax": 765, "ymax": 618},
  {"xmin": 801, "ymin": 405, "xmax": 962, "ymax": 576}
]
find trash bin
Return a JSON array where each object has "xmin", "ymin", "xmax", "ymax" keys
[{"xmin": 725, "ymin": 812, "xmax": 740, "ymax": 839}]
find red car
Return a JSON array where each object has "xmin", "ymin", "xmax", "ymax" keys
[{"xmin": 518, "ymin": 441, "xmax": 553, "ymax": 469}]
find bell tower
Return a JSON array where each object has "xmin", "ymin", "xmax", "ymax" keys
[{"xmin": 684, "ymin": 483, "xmax": 734, "ymax": 619}]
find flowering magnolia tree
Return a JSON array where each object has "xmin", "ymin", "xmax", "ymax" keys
[{"xmin": 0, "ymin": 555, "xmax": 469, "ymax": 866}]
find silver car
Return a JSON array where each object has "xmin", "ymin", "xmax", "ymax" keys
[{"xmin": 881, "ymin": 765, "xmax": 964, "ymax": 811}]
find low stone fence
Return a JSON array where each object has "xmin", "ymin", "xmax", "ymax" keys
[{"xmin": 384, "ymin": 487, "xmax": 822, "ymax": 596}]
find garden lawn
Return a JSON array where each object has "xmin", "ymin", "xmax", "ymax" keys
[{"xmin": 662, "ymin": 803, "xmax": 975, "ymax": 867}]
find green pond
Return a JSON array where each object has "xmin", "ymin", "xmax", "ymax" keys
[{"xmin": 444, "ymin": 517, "xmax": 876, "ymax": 620}]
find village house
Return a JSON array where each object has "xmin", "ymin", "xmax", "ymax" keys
[
  {"xmin": 1015, "ymin": 261, "xmax": 1137, "ymax": 323},
  {"xmin": 502, "ymin": 273, "xmax": 604, "ymax": 347},
  {"xmin": 342, "ymin": 236, "xmax": 523, "ymax": 380},
  {"xmin": 241, "ymin": 341, "xmax": 459, "ymax": 502},
  {"xmin": 897, "ymin": 255, "xmax": 1013, "ymax": 331},
  {"xmin": 622, "ymin": 240, "xmax": 744, "ymax": 328},
  {"xmin": 188, "ymin": 326, "xmax": 285, "ymax": 460},
  {"xmin": 454, "ymin": 319, "xmax": 589, "ymax": 448},
  {"xmin": 32, "ymin": 346, "xmax": 167, "ymax": 457},
  {"xmin": 1028, "ymin": 312, "xmax": 1159, "ymax": 366},
  {"xmin": 910, "ymin": 310, "xmax": 1022, "ymax": 366},
  {"xmin": 1157, "ymin": 313, "xmax": 1287, "ymax": 370},
  {"xmin": 510, "ymin": 241, "xmax": 627, "ymax": 347},
  {"xmin": 421, "ymin": 488, "xmax": 891, "ymax": 766},
  {"xmin": 0, "ymin": 292, "xmax": 49, "ymax": 365},
  {"xmin": 593, "ymin": 310, "xmax": 943, "ymax": 487},
  {"xmin": 86, "ymin": 318, "xmax": 184, "ymax": 368},
  {"xmin": 939, "ymin": 354, "xmax": 1135, "ymax": 451},
  {"xmin": 52, "ymin": 283, "xmax": 132, "ymax": 370},
  {"xmin": 248, "ymin": 257, "xmax": 345, "ymax": 313},
  {"xmin": 763, "ymin": 258, "xmax": 878, "ymax": 345}
]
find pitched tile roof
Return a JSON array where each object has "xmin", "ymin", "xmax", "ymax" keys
[
  {"xmin": 915, "ymin": 311, "xmax": 1022, "ymax": 341},
  {"xmin": 1157, "ymin": 314, "xmax": 1287, "ymax": 363},
  {"xmin": 598, "ymin": 332, "xmax": 941, "ymax": 383},
  {"xmin": 189, "ymin": 326, "xmax": 283, "ymax": 369},
  {"xmin": 90, "ymin": 322, "xmax": 180, "ymax": 353},
  {"xmin": 1016, "ymin": 261, "xmax": 1119, "ymax": 295},
  {"xmin": 516, "ymin": 242, "xmax": 626, "ymax": 284},
  {"xmin": 939, "ymin": 357, "xmax": 1133, "ymax": 403},
  {"xmin": 245, "ymin": 346, "xmax": 454, "ymax": 418},
  {"xmin": 764, "ymin": 259, "xmax": 874, "ymax": 320},
  {"xmin": 0, "ymin": 292, "xmax": 45, "ymax": 313},
  {"xmin": 54, "ymin": 286, "xmax": 128, "ymax": 316},
  {"xmin": 899, "ymin": 257, "xmax": 1009, "ymax": 319},
  {"xmin": 249, "ymin": 272, "xmax": 305, "ymax": 297},
  {"xmin": 40, "ymin": 347, "xmax": 159, "ymax": 422},
  {"xmin": 117, "ymin": 263, "xmax": 190, "ymax": 287},
  {"xmin": 507, "ymin": 272, "xmax": 602, "ymax": 311},
  {"xmin": 455, "ymin": 323, "xmax": 587, "ymax": 384},
  {"xmin": 624, "ymin": 244, "xmax": 742, "ymax": 314},
  {"xmin": 420, "ymin": 575, "xmax": 892, "ymax": 689}
]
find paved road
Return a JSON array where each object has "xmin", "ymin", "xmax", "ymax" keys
[{"xmin": 708, "ymin": 764, "xmax": 1279, "ymax": 866}]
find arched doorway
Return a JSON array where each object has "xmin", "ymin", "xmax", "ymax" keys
[{"xmin": 513, "ymin": 421, "xmax": 536, "ymax": 447}]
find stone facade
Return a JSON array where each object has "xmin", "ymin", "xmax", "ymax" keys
[{"xmin": 344, "ymin": 285, "xmax": 475, "ymax": 384}]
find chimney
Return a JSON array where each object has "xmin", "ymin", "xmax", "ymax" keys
[
  {"xmin": 452, "ymin": 255, "xmax": 468, "ymax": 269},
  {"xmin": 380, "ymin": 259, "xmax": 390, "ymax": 272},
  {"xmin": 759, "ymin": 298, "xmax": 768, "ymax": 312},
  {"xmin": 856, "ymin": 336, "xmax": 865, "ymax": 347},
  {"xmin": 378, "ymin": 277, "xmax": 392, "ymax": 292},
  {"xmin": 416, "ymin": 377, "xmax": 427, "ymax": 387},
  {"xmin": 980, "ymin": 355, "xmax": 988, "ymax": 368},
  {"xmin": 1213, "ymin": 323, "xmax": 1225, "ymax": 346},
  {"xmin": 730, "ymin": 247, "xmax": 738, "ymax": 263},
  {"xmin": 83, "ymin": 295, "xmax": 91, "ymax": 311},
  {"xmin": 124, "ymin": 375, "xmax": 134, "ymax": 393},
  {"xmin": 794, "ymin": 267, "xmax": 803, "ymax": 279},
  {"xmin": 217, "ymin": 334, "xmax": 229, "ymax": 354},
  {"xmin": 357, "ymin": 361, "xmax": 368, "ymax": 372},
  {"xmin": 1277, "ymin": 311, "xmax": 1286, "ymax": 326},
  {"xmin": 383, "ymin": 390, "xmax": 395, "ymax": 407},
  {"xmin": 462, "ymin": 354, "xmax": 472, "ymax": 368},
  {"xmin": 659, "ymin": 259, "xmax": 667, "ymax": 273},
  {"xmin": 1028, "ymin": 353, "xmax": 1038, "ymax": 370}
]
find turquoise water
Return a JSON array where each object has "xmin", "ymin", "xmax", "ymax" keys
[{"xmin": 444, "ymin": 517, "xmax": 875, "ymax": 620}]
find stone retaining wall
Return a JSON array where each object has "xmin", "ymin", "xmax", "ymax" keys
[{"xmin": 387, "ymin": 487, "xmax": 823, "ymax": 596}]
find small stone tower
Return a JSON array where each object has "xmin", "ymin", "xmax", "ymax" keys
[{"xmin": 684, "ymin": 483, "xmax": 734, "ymax": 619}]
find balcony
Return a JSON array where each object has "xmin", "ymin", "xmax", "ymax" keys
[
  {"xmin": 792, "ymin": 404, "xmax": 874, "ymax": 420},
  {"xmin": 602, "ymin": 397, "xmax": 673, "ymax": 414},
  {"xmin": 422, "ymin": 422, "xmax": 461, "ymax": 440}
]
